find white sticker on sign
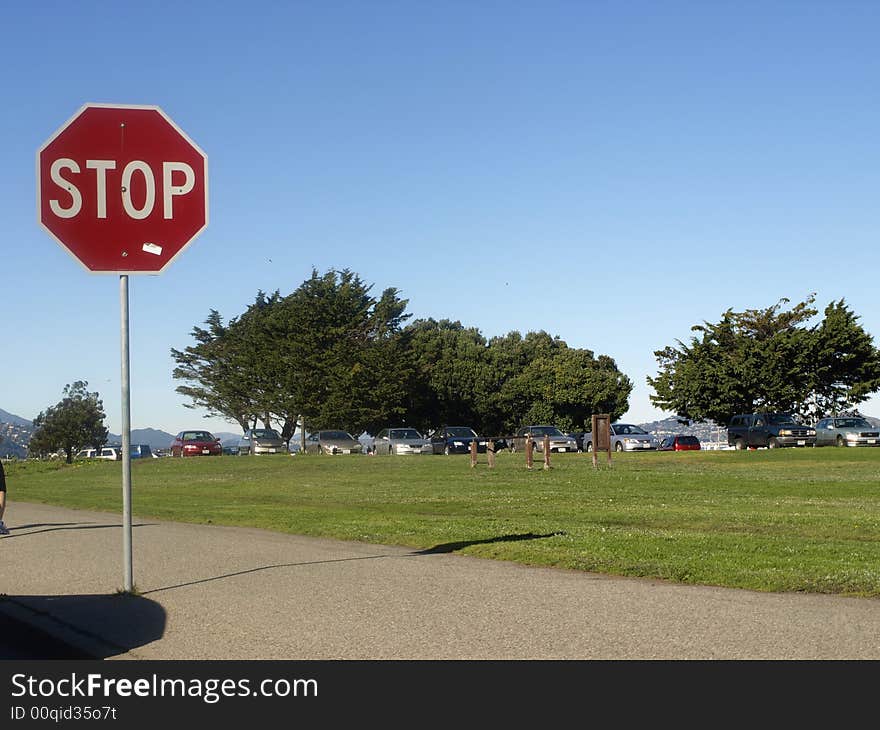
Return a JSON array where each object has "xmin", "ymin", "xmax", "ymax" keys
[{"xmin": 142, "ymin": 242, "xmax": 163, "ymax": 255}]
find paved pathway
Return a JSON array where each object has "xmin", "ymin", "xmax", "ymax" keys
[{"xmin": 2, "ymin": 501, "xmax": 880, "ymax": 659}]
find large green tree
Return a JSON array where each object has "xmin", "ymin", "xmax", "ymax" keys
[
  {"xmin": 405, "ymin": 321, "xmax": 632, "ymax": 435},
  {"xmin": 271, "ymin": 268, "xmax": 413, "ymax": 441},
  {"xmin": 171, "ymin": 307, "xmax": 263, "ymax": 433},
  {"xmin": 808, "ymin": 299, "xmax": 880, "ymax": 418},
  {"xmin": 29, "ymin": 381, "xmax": 109, "ymax": 463},
  {"xmin": 172, "ymin": 269, "xmax": 632, "ymax": 441},
  {"xmin": 172, "ymin": 269, "xmax": 414, "ymax": 445},
  {"xmin": 648, "ymin": 295, "xmax": 880, "ymax": 425}
]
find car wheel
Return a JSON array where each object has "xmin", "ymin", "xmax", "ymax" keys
[
  {"xmin": 444, "ymin": 445, "xmax": 450, "ymax": 456},
  {"xmin": 768, "ymin": 437, "xmax": 779, "ymax": 449},
  {"xmin": 836, "ymin": 436, "xmax": 845, "ymax": 447},
  {"xmin": 585, "ymin": 442, "xmax": 593, "ymax": 453},
  {"xmin": 734, "ymin": 439, "xmax": 745, "ymax": 451},
  {"xmin": 614, "ymin": 441, "xmax": 624, "ymax": 453}
]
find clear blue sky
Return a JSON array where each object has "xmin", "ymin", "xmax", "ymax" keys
[{"xmin": 3, "ymin": 1, "xmax": 880, "ymax": 436}]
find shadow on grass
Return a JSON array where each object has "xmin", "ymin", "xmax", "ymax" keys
[
  {"xmin": 0, "ymin": 593, "xmax": 166, "ymax": 659},
  {"xmin": 415, "ymin": 531, "xmax": 565, "ymax": 555}
]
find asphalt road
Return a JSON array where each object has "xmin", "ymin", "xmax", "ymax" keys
[{"xmin": 2, "ymin": 501, "xmax": 880, "ymax": 660}]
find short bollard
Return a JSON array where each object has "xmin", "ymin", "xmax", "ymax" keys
[
  {"xmin": 526, "ymin": 437, "xmax": 534, "ymax": 470},
  {"xmin": 470, "ymin": 438, "xmax": 478, "ymax": 468},
  {"xmin": 487, "ymin": 440, "xmax": 496, "ymax": 468},
  {"xmin": 543, "ymin": 434, "xmax": 551, "ymax": 470}
]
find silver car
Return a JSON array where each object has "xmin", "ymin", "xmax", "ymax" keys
[
  {"xmin": 304, "ymin": 430, "xmax": 363, "ymax": 455},
  {"xmin": 373, "ymin": 427, "xmax": 431, "ymax": 455},
  {"xmin": 584, "ymin": 423, "xmax": 659, "ymax": 452},
  {"xmin": 510, "ymin": 425, "xmax": 578, "ymax": 453},
  {"xmin": 239, "ymin": 428, "xmax": 285, "ymax": 455},
  {"xmin": 814, "ymin": 416, "xmax": 880, "ymax": 447}
]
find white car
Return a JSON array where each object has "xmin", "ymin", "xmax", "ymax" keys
[
  {"xmin": 76, "ymin": 447, "xmax": 121, "ymax": 461},
  {"xmin": 373, "ymin": 427, "xmax": 431, "ymax": 455}
]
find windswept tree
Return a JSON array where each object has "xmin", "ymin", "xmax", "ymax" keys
[
  {"xmin": 29, "ymin": 381, "xmax": 109, "ymax": 463},
  {"xmin": 172, "ymin": 269, "xmax": 414, "ymax": 445},
  {"xmin": 648, "ymin": 295, "xmax": 880, "ymax": 425},
  {"xmin": 171, "ymin": 308, "xmax": 261, "ymax": 433},
  {"xmin": 272, "ymin": 269, "xmax": 413, "ymax": 441}
]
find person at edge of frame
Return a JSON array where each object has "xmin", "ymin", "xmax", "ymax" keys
[{"xmin": 0, "ymin": 459, "xmax": 9, "ymax": 535}]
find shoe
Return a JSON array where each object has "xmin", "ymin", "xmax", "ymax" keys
[{"xmin": 0, "ymin": 521, "xmax": 9, "ymax": 535}]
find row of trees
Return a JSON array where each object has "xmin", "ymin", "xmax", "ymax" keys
[
  {"xmin": 24, "ymin": 290, "xmax": 880, "ymax": 460},
  {"xmin": 171, "ymin": 269, "xmax": 634, "ymax": 444},
  {"xmin": 648, "ymin": 295, "xmax": 880, "ymax": 425}
]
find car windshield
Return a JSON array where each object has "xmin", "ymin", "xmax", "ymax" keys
[
  {"xmin": 390, "ymin": 429, "xmax": 422, "ymax": 439},
  {"xmin": 253, "ymin": 429, "xmax": 280, "ymax": 439},
  {"xmin": 836, "ymin": 418, "xmax": 871, "ymax": 429},
  {"xmin": 183, "ymin": 432, "xmax": 214, "ymax": 441},
  {"xmin": 528, "ymin": 426, "xmax": 563, "ymax": 436},
  {"xmin": 321, "ymin": 431, "xmax": 353, "ymax": 440},
  {"xmin": 614, "ymin": 424, "xmax": 647, "ymax": 434},
  {"xmin": 767, "ymin": 414, "xmax": 798, "ymax": 425},
  {"xmin": 446, "ymin": 427, "xmax": 476, "ymax": 437}
]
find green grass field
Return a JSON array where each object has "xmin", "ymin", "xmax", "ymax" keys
[{"xmin": 7, "ymin": 447, "xmax": 880, "ymax": 596}]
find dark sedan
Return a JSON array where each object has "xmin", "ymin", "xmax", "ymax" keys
[{"xmin": 428, "ymin": 426, "xmax": 489, "ymax": 455}]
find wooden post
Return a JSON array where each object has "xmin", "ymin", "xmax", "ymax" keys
[
  {"xmin": 470, "ymin": 438, "xmax": 477, "ymax": 468},
  {"xmin": 543, "ymin": 434, "xmax": 551, "ymax": 469},
  {"xmin": 487, "ymin": 439, "xmax": 496, "ymax": 468},
  {"xmin": 591, "ymin": 414, "xmax": 612, "ymax": 468},
  {"xmin": 525, "ymin": 436, "xmax": 533, "ymax": 470}
]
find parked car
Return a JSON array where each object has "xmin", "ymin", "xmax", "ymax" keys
[
  {"xmin": 510, "ymin": 425, "xmax": 578, "ymax": 453},
  {"xmin": 75, "ymin": 446, "xmax": 121, "ymax": 461},
  {"xmin": 428, "ymin": 426, "xmax": 489, "ymax": 455},
  {"xmin": 726, "ymin": 413, "xmax": 816, "ymax": 449},
  {"xmin": 304, "ymin": 430, "xmax": 363, "ymax": 455},
  {"xmin": 129, "ymin": 444, "xmax": 154, "ymax": 459},
  {"xmin": 814, "ymin": 416, "xmax": 880, "ymax": 447},
  {"xmin": 567, "ymin": 432, "xmax": 586, "ymax": 452},
  {"xmin": 583, "ymin": 423, "xmax": 660, "ymax": 453},
  {"xmin": 238, "ymin": 428, "xmax": 285, "ymax": 455},
  {"xmin": 170, "ymin": 430, "xmax": 223, "ymax": 457},
  {"xmin": 658, "ymin": 435, "xmax": 701, "ymax": 451},
  {"xmin": 373, "ymin": 427, "xmax": 431, "ymax": 455}
]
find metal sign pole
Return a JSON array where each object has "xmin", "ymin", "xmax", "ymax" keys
[{"xmin": 120, "ymin": 274, "xmax": 133, "ymax": 592}]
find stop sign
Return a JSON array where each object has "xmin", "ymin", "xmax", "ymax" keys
[{"xmin": 37, "ymin": 103, "xmax": 208, "ymax": 274}]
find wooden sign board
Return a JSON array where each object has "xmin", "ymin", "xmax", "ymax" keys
[{"xmin": 591, "ymin": 413, "xmax": 612, "ymax": 467}]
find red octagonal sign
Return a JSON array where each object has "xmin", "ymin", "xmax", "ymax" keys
[{"xmin": 37, "ymin": 103, "xmax": 208, "ymax": 274}]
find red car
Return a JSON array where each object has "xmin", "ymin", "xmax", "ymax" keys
[
  {"xmin": 170, "ymin": 430, "xmax": 223, "ymax": 457},
  {"xmin": 658, "ymin": 435, "xmax": 701, "ymax": 451}
]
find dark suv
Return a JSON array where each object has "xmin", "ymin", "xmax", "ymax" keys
[{"xmin": 726, "ymin": 412, "xmax": 816, "ymax": 449}]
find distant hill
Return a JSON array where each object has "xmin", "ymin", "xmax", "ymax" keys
[
  {"xmin": 0, "ymin": 408, "xmax": 32, "ymax": 427},
  {"xmin": 107, "ymin": 428, "xmax": 177, "ymax": 451}
]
